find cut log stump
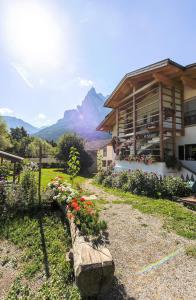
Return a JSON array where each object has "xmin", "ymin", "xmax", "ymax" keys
[{"xmin": 69, "ymin": 219, "xmax": 115, "ymax": 297}]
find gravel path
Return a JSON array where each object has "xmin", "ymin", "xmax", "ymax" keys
[{"xmin": 82, "ymin": 180, "xmax": 196, "ymax": 300}]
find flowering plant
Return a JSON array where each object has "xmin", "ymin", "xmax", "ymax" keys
[
  {"xmin": 47, "ymin": 177, "xmax": 79, "ymax": 204},
  {"xmin": 67, "ymin": 196, "xmax": 107, "ymax": 236}
]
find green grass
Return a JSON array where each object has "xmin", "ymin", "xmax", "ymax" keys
[
  {"xmin": 93, "ymin": 183, "xmax": 196, "ymax": 240},
  {"xmin": 0, "ymin": 207, "xmax": 81, "ymax": 299},
  {"xmin": 185, "ymin": 246, "xmax": 196, "ymax": 258},
  {"xmin": 36, "ymin": 168, "xmax": 86, "ymax": 189}
]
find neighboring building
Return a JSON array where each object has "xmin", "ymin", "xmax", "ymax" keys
[
  {"xmin": 97, "ymin": 59, "xmax": 196, "ymax": 179},
  {"xmin": 97, "ymin": 142, "xmax": 115, "ymax": 170},
  {"xmin": 85, "ymin": 139, "xmax": 111, "ymax": 173}
]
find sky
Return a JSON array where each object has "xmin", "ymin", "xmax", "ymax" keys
[{"xmin": 0, "ymin": 0, "xmax": 196, "ymax": 128}]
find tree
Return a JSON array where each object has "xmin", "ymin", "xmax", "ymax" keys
[
  {"xmin": 67, "ymin": 146, "xmax": 80, "ymax": 184},
  {"xmin": 26, "ymin": 138, "xmax": 54, "ymax": 158},
  {"xmin": 0, "ymin": 117, "xmax": 11, "ymax": 150},
  {"xmin": 56, "ymin": 133, "xmax": 92, "ymax": 173}
]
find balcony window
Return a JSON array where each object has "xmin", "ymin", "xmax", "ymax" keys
[
  {"xmin": 185, "ymin": 144, "xmax": 196, "ymax": 161},
  {"xmin": 184, "ymin": 98, "xmax": 196, "ymax": 126}
]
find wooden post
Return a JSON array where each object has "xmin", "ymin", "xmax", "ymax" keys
[
  {"xmin": 38, "ymin": 144, "xmax": 42, "ymax": 205},
  {"xmin": 13, "ymin": 162, "xmax": 16, "ymax": 183},
  {"xmin": 159, "ymin": 83, "xmax": 164, "ymax": 161},
  {"xmin": 172, "ymin": 87, "xmax": 176, "ymax": 158},
  {"xmin": 116, "ymin": 107, "xmax": 119, "ymax": 136},
  {"xmin": 1, "ymin": 157, "xmax": 3, "ymax": 165},
  {"xmin": 133, "ymin": 86, "xmax": 136, "ymax": 155},
  {"xmin": 69, "ymin": 219, "xmax": 114, "ymax": 297}
]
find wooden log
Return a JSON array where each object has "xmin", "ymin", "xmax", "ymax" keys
[{"xmin": 69, "ymin": 219, "xmax": 115, "ymax": 297}]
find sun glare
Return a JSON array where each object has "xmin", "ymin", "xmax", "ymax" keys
[{"xmin": 4, "ymin": 1, "xmax": 64, "ymax": 70}]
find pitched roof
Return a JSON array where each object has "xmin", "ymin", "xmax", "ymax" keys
[{"xmin": 104, "ymin": 58, "xmax": 185, "ymax": 107}]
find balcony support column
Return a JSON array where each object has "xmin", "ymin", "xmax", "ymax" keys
[
  {"xmin": 159, "ymin": 83, "xmax": 164, "ymax": 161},
  {"xmin": 172, "ymin": 87, "xmax": 176, "ymax": 158},
  {"xmin": 116, "ymin": 107, "xmax": 119, "ymax": 137},
  {"xmin": 133, "ymin": 86, "xmax": 136, "ymax": 155}
]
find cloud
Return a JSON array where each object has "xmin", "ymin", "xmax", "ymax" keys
[
  {"xmin": 11, "ymin": 63, "xmax": 34, "ymax": 88},
  {"xmin": 34, "ymin": 113, "xmax": 51, "ymax": 127},
  {"xmin": 78, "ymin": 78, "xmax": 93, "ymax": 87},
  {"xmin": 0, "ymin": 107, "xmax": 14, "ymax": 116}
]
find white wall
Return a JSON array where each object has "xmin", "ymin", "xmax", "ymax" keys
[{"xmin": 114, "ymin": 161, "xmax": 177, "ymax": 176}]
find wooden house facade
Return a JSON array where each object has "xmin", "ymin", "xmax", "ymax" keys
[{"xmin": 97, "ymin": 59, "xmax": 196, "ymax": 177}]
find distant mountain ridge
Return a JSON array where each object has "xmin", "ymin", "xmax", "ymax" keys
[
  {"xmin": 35, "ymin": 87, "xmax": 111, "ymax": 141},
  {"xmin": 2, "ymin": 116, "xmax": 39, "ymax": 134}
]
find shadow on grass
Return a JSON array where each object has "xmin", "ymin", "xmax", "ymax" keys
[{"xmin": 0, "ymin": 203, "xmax": 54, "ymax": 279}]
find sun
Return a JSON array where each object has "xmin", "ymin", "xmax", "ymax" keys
[{"xmin": 4, "ymin": 1, "xmax": 64, "ymax": 70}]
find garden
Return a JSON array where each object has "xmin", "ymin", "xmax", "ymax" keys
[{"xmin": 0, "ymin": 147, "xmax": 112, "ymax": 299}]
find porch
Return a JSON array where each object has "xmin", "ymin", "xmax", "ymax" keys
[{"xmin": 114, "ymin": 81, "xmax": 184, "ymax": 163}]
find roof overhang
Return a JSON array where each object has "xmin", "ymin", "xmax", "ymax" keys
[
  {"xmin": 96, "ymin": 110, "xmax": 116, "ymax": 132},
  {"xmin": 104, "ymin": 59, "xmax": 185, "ymax": 108}
]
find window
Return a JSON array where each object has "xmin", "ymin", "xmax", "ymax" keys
[
  {"xmin": 102, "ymin": 160, "xmax": 106, "ymax": 167},
  {"xmin": 178, "ymin": 145, "xmax": 184, "ymax": 160},
  {"xmin": 103, "ymin": 146, "xmax": 107, "ymax": 157},
  {"xmin": 107, "ymin": 160, "xmax": 112, "ymax": 166},
  {"xmin": 184, "ymin": 98, "xmax": 196, "ymax": 126},
  {"xmin": 185, "ymin": 144, "xmax": 196, "ymax": 161}
]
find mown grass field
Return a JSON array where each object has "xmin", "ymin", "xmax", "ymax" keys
[{"xmin": 36, "ymin": 168, "xmax": 87, "ymax": 189}]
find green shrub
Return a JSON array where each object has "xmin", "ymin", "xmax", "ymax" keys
[
  {"xmin": 0, "ymin": 162, "xmax": 10, "ymax": 180},
  {"xmin": 161, "ymin": 176, "xmax": 191, "ymax": 199},
  {"xmin": 21, "ymin": 168, "xmax": 38, "ymax": 205},
  {"xmin": 96, "ymin": 170, "xmax": 192, "ymax": 199}
]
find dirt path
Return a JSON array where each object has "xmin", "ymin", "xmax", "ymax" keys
[
  {"xmin": 0, "ymin": 240, "xmax": 21, "ymax": 300},
  {"xmin": 82, "ymin": 180, "xmax": 196, "ymax": 300}
]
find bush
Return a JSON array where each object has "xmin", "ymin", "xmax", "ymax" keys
[
  {"xmin": 0, "ymin": 162, "xmax": 10, "ymax": 180},
  {"xmin": 95, "ymin": 170, "xmax": 192, "ymax": 199},
  {"xmin": 21, "ymin": 168, "xmax": 38, "ymax": 205},
  {"xmin": 161, "ymin": 176, "xmax": 191, "ymax": 199}
]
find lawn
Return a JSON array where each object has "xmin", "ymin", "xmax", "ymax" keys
[
  {"xmin": 93, "ymin": 183, "xmax": 196, "ymax": 240},
  {"xmin": 36, "ymin": 168, "xmax": 87, "ymax": 189},
  {"xmin": 0, "ymin": 206, "xmax": 81, "ymax": 299}
]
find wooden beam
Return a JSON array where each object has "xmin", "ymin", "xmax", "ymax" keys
[
  {"xmin": 159, "ymin": 83, "xmax": 164, "ymax": 161},
  {"xmin": 132, "ymin": 86, "xmax": 136, "ymax": 155},
  {"xmin": 117, "ymin": 79, "xmax": 158, "ymax": 106},
  {"xmin": 181, "ymin": 75, "xmax": 196, "ymax": 89},
  {"xmin": 172, "ymin": 87, "xmax": 176, "ymax": 158},
  {"xmin": 153, "ymin": 72, "xmax": 174, "ymax": 87},
  {"xmin": 116, "ymin": 107, "xmax": 119, "ymax": 137}
]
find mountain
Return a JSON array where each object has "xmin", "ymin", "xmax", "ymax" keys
[
  {"xmin": 35, "ymin": 87, "xmax": 111, "ymax": 141},
  {"xmin": 2, "ymin": 116, "xmax": 39, "ymax": 134}
]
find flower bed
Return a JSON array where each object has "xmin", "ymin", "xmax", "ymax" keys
[
  {"xmin": 47, "ymin": 177, "xmax": 114, "ymax": 298},
  {"xmin": 47, "ymin": 177, "xmax": 107, "ymax": 236}
]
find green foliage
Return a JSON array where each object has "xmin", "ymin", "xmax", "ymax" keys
[
  {"xmin": 95, "ymin": 170, "xmax": 191, "ymax": 199},
  {"xmin": 185, "ymin": 246, "xmax": 196, "ymax": 258},
  {"xmin": 0, "ymin": 162, "xmax": 11, "ymax": 179},
  {"xmin": 0, "ymin": 117, "xmax": 11, "ymax": 150},
  {"xmin": 67, "ymin": 147, "xmax": 80, "ymax": 183},
  {"xmin": 68, "ymin": 197, "xmax": 107, "ymax": 236},
  {"xmin": 26, "ymin": 138, "xmax": 54, "ymax": 158},
  {"xmin": 21, "ymin": 168, "xmax": 38, "ymax": 205},
  {"xmin": 1, "ymin": 210, "xmax": 81, "ymax": 299},
  {"xmin": 56, "ymin": 133, "xmax": 92, "ymax": 173}
]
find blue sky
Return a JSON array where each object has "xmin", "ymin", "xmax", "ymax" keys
[{"xmin": 0, "ymin": 0, "xmax": 196, "ymax": 127}]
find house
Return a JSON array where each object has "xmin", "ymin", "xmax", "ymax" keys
[
  {"xmin": 97, "ymin": 59, "xmax": 196, "ymax": 179},
  {"xmin": 97, "ymin": 141, "xmax": 114, "ymax": 170},
  {"xmin": 84, "ymin": 139, "xmax": 111, "ymax": 173}
]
